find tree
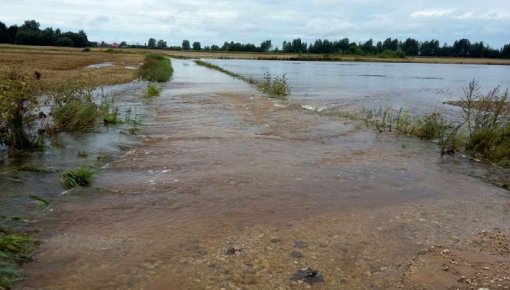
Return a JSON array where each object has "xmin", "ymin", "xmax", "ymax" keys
[
  {"xmin": 260, "ymin": 40, "xmax": 272, "ymax": 52},
  {"xmin": 192, "ymin": 41, "xmax": 201, "ymax": 50},
  {"xmin": 452, "ymin": 38, "xmax": 471, "ymax": 57},
  {"xmin": 361, "ymin": 39, "xmax": 375, "ymax": 54},
  {"xmin": 147, "ymin": 38, "xmax": 156, "ymax": 49},
  {"xmin": 156, "ymin": 39, "xmax": 167, "ymax": 49},
  {"xmin": 20, "ymin": 19, "xmax": 40, "ymax": 31},
  {"xmin": 401, "ymin": 38, "xmax": 419, "ymax": 56},
  {"xmin": 502, "ymin": 44, "xmax": 510, "ymax": 58},
  {"xmin": 182, "ymin": 40, "xmax": 191, "ymax": 50},
  {"xmin": 119, "ymin": 41, "xmax": 127, "ymax": 48},
  {"xmin": 0, "ymin": 22, "xmax": 8, "ymax": 43},
  {"xmin": 211, "ymin": 44, "xmax": 220, "ymax": 51},
  {"xmin": 7, "ymin": 25, "xmax": 18, "ymax": 43},
  {"xmin": 420, "ymin": 39, "xmax": 440, "ymax": 56},
  {"xmin": 382, "ymin": 38, "xmax": 399, "ymax": 51}
]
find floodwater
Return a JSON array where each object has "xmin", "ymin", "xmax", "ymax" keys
[
  {"xmin": 4, "ymin": 59, "xmax": 510, "ymax": 289},
  {"xmin": 206, "ymin": 59, "xmax": 510, "ymax": 114}
]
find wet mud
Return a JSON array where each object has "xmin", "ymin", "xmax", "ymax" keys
[{"xmin": 15, "ymin": 60, "xmax": 510, "ymax": 289}]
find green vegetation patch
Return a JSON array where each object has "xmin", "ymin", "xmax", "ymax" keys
[
  {"xmin": 139, "ymin": 54, "xmax": 173, "ymax": 82},
  {"xmin": 144, "ymin": 83, "xmax": 160, "ymax": 98},
  {"xmin": 0, "ymin": 231, "xmax": 39, "ymax": 289},
  {"xmin": 60, "ymin": 166, "xmax": 96, "ymax": 188}
]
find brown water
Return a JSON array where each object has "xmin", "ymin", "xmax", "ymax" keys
[{"xmin": 10, "ymin": 60, "xmax": 510, "ymax": 289}]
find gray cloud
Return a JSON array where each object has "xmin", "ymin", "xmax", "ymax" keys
[{"xmin": 0, "ymin": 0, "xmax": 508, "ymax": 47}]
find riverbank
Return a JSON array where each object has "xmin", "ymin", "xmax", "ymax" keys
[{"xmin": 15, "ymin": 59, "xmax": 510, "ymax": 289}]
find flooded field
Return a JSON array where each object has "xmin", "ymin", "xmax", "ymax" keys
[
  {"xmin": 205, "ymin": 59, "xmax": 510, "ymax": 115},
  {"xmin": 3, "ymin": 59, "xmax": 510, "ymax": 289}
]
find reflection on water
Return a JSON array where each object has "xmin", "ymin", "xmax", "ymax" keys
[{"xmin": 205, "ymin": 59, "xmax": 510, "ymax": 114}]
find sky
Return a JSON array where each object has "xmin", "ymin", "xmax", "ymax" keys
[{"xmin": 1, "ymin": 0, "xmax": 509, "ymax": 48}]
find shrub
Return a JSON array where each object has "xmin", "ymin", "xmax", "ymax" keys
[
  {"xmin": 378, "ymin": 50, "xmax": 405, "ymax": 58},
  {"xmin": 60, "ymin": 166, "xmax": 95, "ymax": 188},
  {"xmin": 0, "ymin": 69, "xmax": 43, "ymax": 150},
  {"xmin": 139, "ymin": 54, "xmax": 173, "ymax": 82}
]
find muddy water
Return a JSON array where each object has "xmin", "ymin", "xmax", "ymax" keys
[
  {"xmin": 0, "ymin": 81, "xmax": 148, "ymax": 223},
  {"xmin": 15, "ymin": 60, "xmax": 510, "ymax": 289}
]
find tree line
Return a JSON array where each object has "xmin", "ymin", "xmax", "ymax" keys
[
  {"xmin": 282, "ymin": 37, "xmax": 510, "ymax": 58},
  {"xmin": 0, "ymin": 20, "xmax": 90, "ymax": 47},
  {"xmin": 145, "ymin": 37, "xmax": 509, "ymax": 58},
  {"xmin": 2, "ymin": 19, "xmax": 509, "ymax": 58}
]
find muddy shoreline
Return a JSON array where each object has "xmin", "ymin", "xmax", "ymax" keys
[{"xmin": 13, "ymin": 59, "xmax": 510, "ymax": 289}]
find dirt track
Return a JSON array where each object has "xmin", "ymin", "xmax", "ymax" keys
[{"xmin": 18, "ymin": 60, "xmax": 510, "ymax": 289}]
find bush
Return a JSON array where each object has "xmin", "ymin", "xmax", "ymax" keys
[
  {"xmin": 139, "ymin": 54, "xmax": 173, "ymax": 82},
  {"xmin": 60, "ymin": 166, "xmax": 95, "ymax": 188},
  {"xmin": 0, "ymin": 70, "xmax": 43, "ymax": 150}
]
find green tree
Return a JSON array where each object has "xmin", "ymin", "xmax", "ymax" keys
[
  {"xmin": 0, "ymin": 22, "xmax": 8, "ymax": 43},
  {"xmin": 156, "ymin": 39, "xmax": 167, "ymax": 49},
  {"xmin": 260, "ymin": 40, "xmax": 272, "ymax": 52},
  {"xmin": 182, "ymin": 40, "xmax": 191, "ymax": 50},
  {"xmin": 192, "ymin": 41, "xmax": 201, "ymax": 50},
  {"xmin": 453, "ymin": 39, "xmax": 471, "ymax": 57},
  {"xmin": 401, "ymin": 38, "xmax": 419, "ymax": 56},
  {"xmin": 147, "ymin": 38, "xmax": 156, "ymax": 49},
  {"xmin": 361, "ymin": 39, "xmax": 375, "ymax": 54}
]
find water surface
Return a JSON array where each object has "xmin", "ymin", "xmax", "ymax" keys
[{"xmin": 206, "ymin": 59, "xmax": 510, "ymax": 114}]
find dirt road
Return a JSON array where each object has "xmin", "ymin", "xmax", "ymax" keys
[{"xmin": 18, "ymin": 60, "xmax": 510, "ymax": 289}]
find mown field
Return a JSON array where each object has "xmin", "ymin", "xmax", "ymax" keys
[{"xmin": 0, "ymin": 44, "xmax": 144, "ymax": 90}]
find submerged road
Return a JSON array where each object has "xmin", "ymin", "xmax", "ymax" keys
[{"xmin": 19, "ymin": 60, "xmax": 510, "ymax": 289}]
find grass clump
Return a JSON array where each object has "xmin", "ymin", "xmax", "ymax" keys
[
  {"xmin": 99, "ymin": 96, "xmax": 121, "ymax": 125},
  {"xmin": 60, "ymin": 166, "xmax": 95, "ymax": 188},
  {"xmin": 0, "ymin": 230, "xmax": 39, "ymax": 289},
  {"xmin": 258, "ymin": 72, "xmax": 290, "ymax": 99},
  {"xmin": 139, "ymin": 54, "xmax": 173, "ymax": 82},
  {"xmin": 49, "ymin": 77, "xmax": 99, "ymax": 133},
  {"xmin": 459, "ymin": 81, "xmax": 510, "ymax": 166},
  {"xmin": 144, "ymin": 83, "xmax": 160, "ymax": 98}
]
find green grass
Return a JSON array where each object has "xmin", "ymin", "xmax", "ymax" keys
[
  {"xmin": 139, "ymin": 54, "xmax": 173, "ymax": 82},
  {"xmin": 0, "ymin": 232, "xmax": 39, "ymax": 289},
  {"xmin": 144, "ymin": 83, "xmax": 160, "ymax": 98},
  {"xmin": 258, "ymin": 72, "xmax": 290, "ymax": 99},
  {"xmin": 99, "ymin": 97, "xmax": 122, "ymax": 125},
  {"xmin": 60, "ymin": 166, "xmax": 96, "ymax": 188}
]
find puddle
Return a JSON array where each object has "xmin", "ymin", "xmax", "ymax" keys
[{"xmin": 85, "ymin": 62, "xmax": 114, "ymax": 69}]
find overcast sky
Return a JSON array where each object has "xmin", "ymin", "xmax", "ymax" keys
[{"xmin": 1, "ymin": 0, "xmax": 509, "ymax": 48}]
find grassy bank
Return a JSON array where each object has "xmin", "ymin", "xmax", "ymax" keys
[
  {"xmin": 194, "ymin": 60, "xmax": 289, "ymax": 99},
  {"xmin": 323, "ymin": 81, "xmax": 510, "ymax": 170}
]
